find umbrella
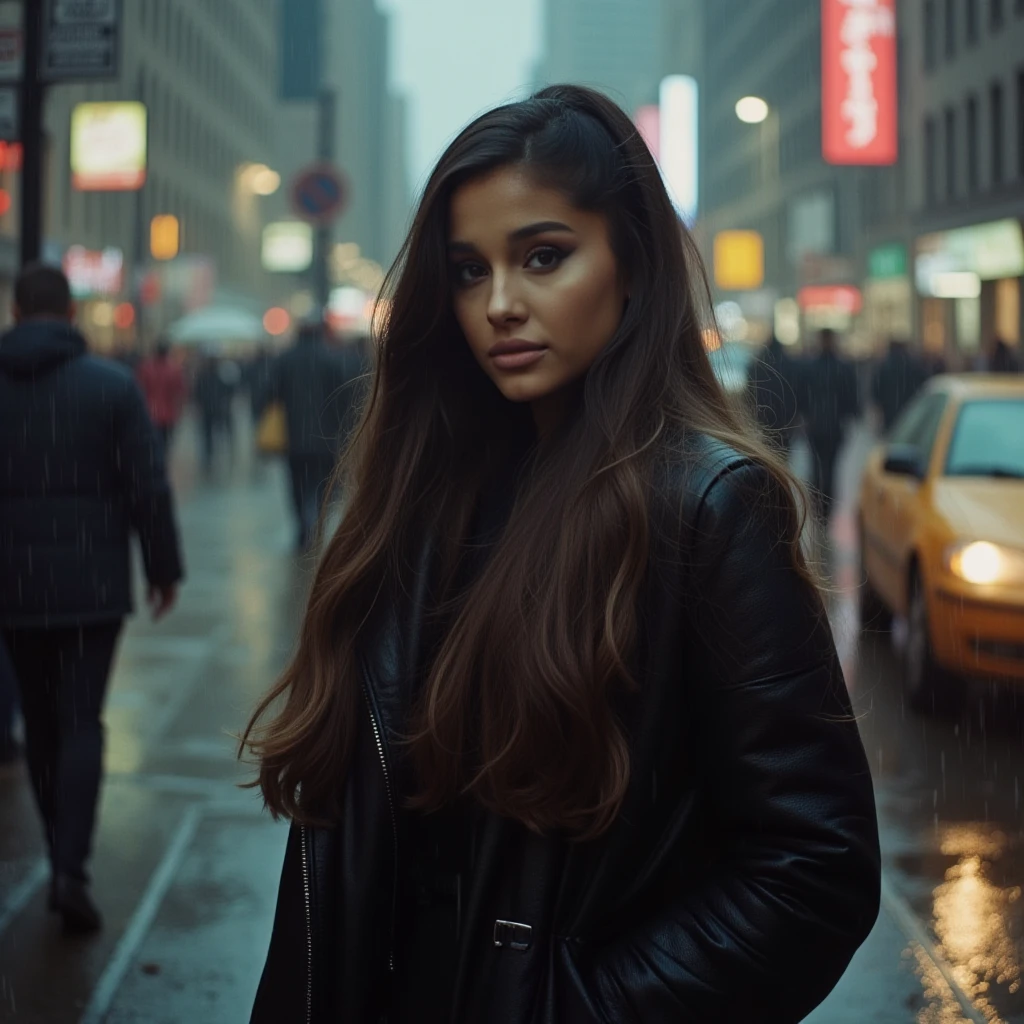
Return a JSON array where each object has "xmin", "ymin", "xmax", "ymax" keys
[{"xmin": 166, "ymin": 306, "xmax": 265, "ymax": 346}]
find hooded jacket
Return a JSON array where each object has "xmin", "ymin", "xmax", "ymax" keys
[
  {"xmin": 250, "ymin": 436, "xmax": 881, "ymax": 1023},
  {"xmin": 0, "ymin": 320, "xmax": 184, "ymax": 627}
]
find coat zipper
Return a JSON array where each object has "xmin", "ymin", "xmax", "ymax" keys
[
  {"xmin": 299, "ymin": 684, "xmax": 398, "ymax": 1024},
  {"xmin": 300, "ymin": 825, "xmax": 313, "ymax": 1024},
  {"xmin": 361, "ymin": 680, "xmax": 398, "ymax": 974}
]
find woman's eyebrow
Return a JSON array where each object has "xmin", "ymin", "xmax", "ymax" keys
[
  {"xmin": 447, "ymin": 221, "xmax": 575, "ymax": 253},
  {"xmin": 508, "ymin": 220, "xmax": 574, "ymax": 241}
]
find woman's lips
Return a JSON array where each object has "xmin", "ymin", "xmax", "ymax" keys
[
  {"xmin": 492, "ymin": 349, "xmax": 547, "ymax": 370},
  {"xmin": 488, "ymin": 340, "xmax": 548, "ymax": 370}
]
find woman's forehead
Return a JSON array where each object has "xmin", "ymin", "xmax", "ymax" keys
[{"xmin": 448, "ymin": 167, "xmax": 595, "ymax": 244}]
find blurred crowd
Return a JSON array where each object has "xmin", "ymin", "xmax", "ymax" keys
[{"xmin": 745, "ymin": 328, "xmax": 1021, "ymax": 520}]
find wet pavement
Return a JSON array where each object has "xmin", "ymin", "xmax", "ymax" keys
[{"xmin": 2, "ymin": 411, "xmax": 1024, "ymax": 1022}]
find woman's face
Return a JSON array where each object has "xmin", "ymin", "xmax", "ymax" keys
[{"xmin": 448, "ymin": 166, "xmax": 627, "ymax": 428}]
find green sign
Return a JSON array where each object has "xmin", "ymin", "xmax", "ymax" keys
[{"xmin": 868, "ymin": 243, "xmax": 907, "ymax": 280}]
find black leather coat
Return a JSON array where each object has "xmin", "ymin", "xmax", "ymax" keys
[{"xmin": 251, "ymin": 436, "xmax": 881, "ymax": 1023}]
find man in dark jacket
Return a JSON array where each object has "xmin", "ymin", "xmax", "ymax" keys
[
  {"xmin": 261, "ymin": 324, "xmax": 368, "ymax": 550},
  {"xmin": 746, "ymin": 334, "xmax": 800, "ymax": 454},
  {"xmin": 870, "ymin": 336, "xmax": 928, "ymax": 431},
  {"xmin": 798, "ymin": 328, "xmax": 860, "ymax": 519},
  {"xmin": 0, "ymin": 264, "xmax": 184, "ymax": 933}
]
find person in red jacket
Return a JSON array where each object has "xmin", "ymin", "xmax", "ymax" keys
[{"xmin": 137, "ymin": 339, "xmax": 187, "ymax": 451}]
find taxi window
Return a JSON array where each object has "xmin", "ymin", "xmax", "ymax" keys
[
  {"xmin": 945, "ymin": 399, "xmax": 1024, "ymax": 478},
  {"xmin": 888, "ymin": 392, "xmax": 948, "ymax": 461}
]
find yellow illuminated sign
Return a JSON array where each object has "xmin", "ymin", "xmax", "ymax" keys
[
  {"xmin": 714, "ymin": 231, "xmax": 765, "ymax": 291},
  {"xmin": 150, "ymin": 215, "xmax": 180, "ymax": 261},
  {"xmin": 71, "ymin": 102, "xmax": 147, "ymax": 192}
]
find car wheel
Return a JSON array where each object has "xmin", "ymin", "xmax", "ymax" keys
[
  {"xmin": 905, "ymin": 567, "xmax": 965, "ymax": 715},
  {"xmin": 858, "ymin": 528, "xmax": 892, "ymax": 633}
]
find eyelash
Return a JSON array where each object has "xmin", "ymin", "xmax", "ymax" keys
[{"xmin": 452, "ymin": 245, "xmax": 570, "ymax": 287}]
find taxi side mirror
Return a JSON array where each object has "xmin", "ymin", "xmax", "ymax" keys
[{"xmin": 883, "ymin": 443, "xmax": 925, "ymax": 479}]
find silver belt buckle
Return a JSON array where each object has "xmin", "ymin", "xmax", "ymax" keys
[{"xmin": 493, "ymin": 919, "xmax": 533, "ymax": 952}]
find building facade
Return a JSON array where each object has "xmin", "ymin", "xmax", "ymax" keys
[
  {"xmin": 276, "ymin": 0, "xmax": 410, "ymax": 318},
  {"xmin": 698, "ymin": 0, "xmax": 1024, "ymax": 360},
  {"xmin": 904, "ymin": 0, "xmax": 1024, "ymax": 362},
  {"xmin": 698, "ymin": 0, "xmax": 896, "ymax": 350},
  {"xmin": 537, "ymin": 0, "xmax": 665, "ymax": 114},
  {"xmin": 0, "ymin": 0, "xmax": 287, "ymax": 345}
]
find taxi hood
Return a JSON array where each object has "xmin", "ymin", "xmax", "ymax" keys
[{"xmin": 932, "ymin": 478, "xmax": 1024, "ymax": 550}]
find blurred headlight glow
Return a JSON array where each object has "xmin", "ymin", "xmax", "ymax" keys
[{"xmin": 947, "ymin": 542, "xmax": 1024, "ymax": 586}]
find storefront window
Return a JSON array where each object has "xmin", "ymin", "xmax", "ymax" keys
[
  {"xmin": 994, "ymin": 277, "xmax": 1020, "ymax": 344},
  {"xmin": 955, "ymin": 296, "xmax": 981, "ymax": 352}
]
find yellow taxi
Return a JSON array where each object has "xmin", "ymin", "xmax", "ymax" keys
[{"xmin": 858, "ymin": 374, "xmax": 1024, "ymax": 712}]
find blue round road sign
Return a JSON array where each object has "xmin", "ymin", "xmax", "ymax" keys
[{"xmin": 290, "ymin": 163, "xmax": 349, "ymax": 226}]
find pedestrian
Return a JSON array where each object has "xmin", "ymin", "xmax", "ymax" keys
[
  {"xmin": 0, "ymin": 264, "xmax": 184, "ymax": 933},
  {"xmin": 870, "ymin": 335, "xmax": 928, "ymax": 431},
  {"xmin": 258, "ymin": 321, "xmax": 368, "ymax": 551},
  {"xmin": 193, "ymin": 350, "xmax": 236, "ymax": 474},
  {"xmin": 987, "ymin": 337, "xmax": 1021, "ymax": 374},
  {"xmin": 136, "ymin": 337, "xmax": 188, "ymax": 453},
  {"xmin": 746, "ymin": 332, "xmax": 800, "ymax": 453},
  {"xmin": 798, "ymin": 327, "xmax": 860, "ymax": 519},
  {"xmin": 243, "ymin": 86, "xmax": 879, "ymax": 1023}
]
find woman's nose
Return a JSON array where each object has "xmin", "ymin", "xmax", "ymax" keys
[{"xmin": 487, "ymin": 271, "xmax": 527, "ymax": 326}]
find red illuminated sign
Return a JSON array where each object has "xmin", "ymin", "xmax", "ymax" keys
[
  {"xmin": 822, "ymin": 0, "xmax": 898, "ymax": 166},
  {"xmin": 798, "ymin": 285, "xmax": 863, "ymax": 313}
]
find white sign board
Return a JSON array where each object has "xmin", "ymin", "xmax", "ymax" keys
[
  {"xmin": 0, "ymin": 1, "xmax": 23, "ymax": 83},
  {"xmin": 0, "ymin": 85, "xmax": 16, "ymax": 141},
  {"xmin": 42, "ymin": 0, "xmax": 121, "ymax": 81},
  {"xmin": 262, "ymin": 221, "xmax": 314, "ymax": 273}
]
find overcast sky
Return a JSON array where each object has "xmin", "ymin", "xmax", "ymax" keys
[{"xmin": 377, "ymin": 0, "xmax": 544, "ymax": 196}]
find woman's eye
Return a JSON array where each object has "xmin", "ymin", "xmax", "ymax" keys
[
  {"xmin": 453, "ymin": 262, "xmax": 487, "ymax": 286},
  {"xmin": 525, "ymin": 246, "xmax": 566, "ymax": 271}
]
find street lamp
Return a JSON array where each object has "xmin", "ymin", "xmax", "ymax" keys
[
  {"xmin": 238, "ymin": 162, "xmax": 281, "ymax": 196},
  {"xmin": 735, "ymin": 96, "xmax": 770, "ymax": 124},
  {"xmin": 735, "ymin": 97, "xmax": 778, "ymax": 183}
]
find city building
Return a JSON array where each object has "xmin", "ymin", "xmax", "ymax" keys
[
  {"xmin": 537, "ymin": 0, "xmax": 664, "ymax": 115},
  {"xmin": 698, "ymin": 0, "xmax": 901, "ymax": 351},
  {"xmin": 697, "ymin": 0, "xmax": 1024, "ymax": 361},
  {"xmin": 276, "ymin": 0, "xmax": 411, "ymax": 323},
  {"xmin": 904, "ymin": 0, "xmax": 1024, "ymax": 362},
  {"xmin": 0, "ymin": 0, "xmax": 287, "ymax": 347}
]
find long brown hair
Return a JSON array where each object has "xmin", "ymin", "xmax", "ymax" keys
[{"xmin": 241, "ymin": 85, "xmax": 812, "ymax": 839}]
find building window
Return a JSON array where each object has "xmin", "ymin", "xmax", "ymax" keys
[
  {"xmin": 924, "ymin": 0, "xmax": 937, "ymax": 69},
  {"xmin": 925, "ymin": 116, "xmax": 938, "ymax": 204},
  {"xmin": 967, "ymin": 95, "xmax": 979, "ymax": 191},
  {"xmin": 990, "ymin": 0, "xmax": 1004, "ymax": 27},
  {"xmin": 991, "ymin": 81, "xmax": 1004, "ymax": 184},
  {"xmin": 945, "ymin": 0, "xmax": 956, "ymax": 55},
  {"xmin": 966, "ymin": 0, "xmax": 979, "ymax": 38},
  {"xmin": 945, "ymin": 106, "xmax": 957, "ymax": 198}
]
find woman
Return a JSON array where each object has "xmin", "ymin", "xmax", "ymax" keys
[{"xmin": 244, "ymin": 85, "xmax": 880, "ymax": 1023}]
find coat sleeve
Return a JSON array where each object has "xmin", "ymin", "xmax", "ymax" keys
[
  {"xmin": 114, "ymin": 377, "xmax": 184, "ymax": 588},
  {"xmin": 576, "ymin": 460, "xmax": 880, "ymax": 1023}
]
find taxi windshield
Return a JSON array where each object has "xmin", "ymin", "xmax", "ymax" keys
[{"xmin": 946, "ymin": 399, "xmax": 1024, "ymax": 479}]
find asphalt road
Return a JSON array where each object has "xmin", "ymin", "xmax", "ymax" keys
[{"xmin": 1, "ymin": 412, "xmax": 1022, "ymax": 1023}]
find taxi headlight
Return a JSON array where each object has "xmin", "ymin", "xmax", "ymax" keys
[{"xmin": 946, "ymin": 541, "xmax": 1024, "ymax": 586}]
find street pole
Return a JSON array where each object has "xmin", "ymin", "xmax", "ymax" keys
[
  {"xmin": 313, "ymin": 87, "xmax": 335, "ymax": 314},
  {"xmin": 19, "ymin": 0, "xmax": 45, "ymax": 267}
]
